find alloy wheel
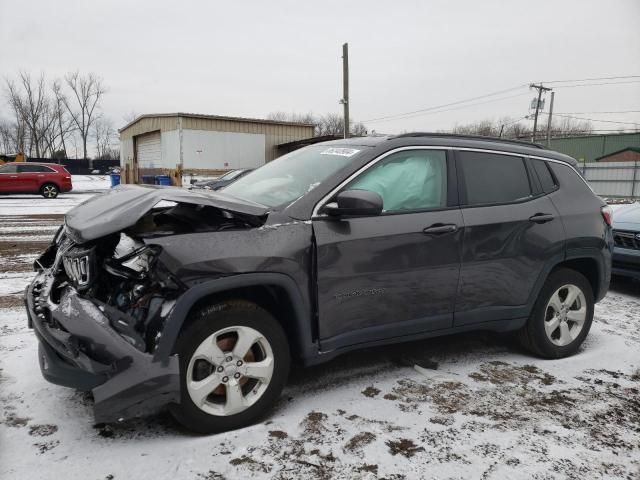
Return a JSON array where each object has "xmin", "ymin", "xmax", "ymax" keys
[
  {"xmin": 186, "ymin": 325, "xmax": 274, "ymax": 416},
  {"xmin": 544, "ymin": 284, "xmax": 587, "ymax": 347},
  {"xmin": 42, "ymin": 185, "xmax": 57, "ymax": 198}
]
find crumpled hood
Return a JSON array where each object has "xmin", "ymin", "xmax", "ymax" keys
[
  {"xmin": 612, "ymin": 203, "xmax": 640, "ymax": 231},
  {"xmin": 65, "ymin": 184, "xmax": 268, "ymax": 243}
]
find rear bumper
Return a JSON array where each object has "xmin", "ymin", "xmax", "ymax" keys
[
  {"xmin": 612, "ymin": 246, "xmax": 640, "ymax": 279},
  {"xmin": 25, "ymin": 273, "xmax": 180, "ymax": 422}
]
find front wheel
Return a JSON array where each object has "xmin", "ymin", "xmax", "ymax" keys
[
  {"xmin": 170, "ymin": 301, "xmax": 290, "ymax": 434},
  {"xmin": 518, "ymin": 268, "xmax": 594, "ymax": 358},
  {"xmin": 40, "ymin": 183, "xmax": 59, "ymax": 199}
]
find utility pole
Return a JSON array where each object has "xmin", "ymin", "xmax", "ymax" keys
[
  {"xmin": 545, "ymin": 91, "xmax": 555, "ymax": 147},
  {"xmin": 341, "ymin": 43, "xmax": 350, "ymax": 139},
  {"xmin": 530, "ymin": 83, "xmax": 552, "ymax": 143}
]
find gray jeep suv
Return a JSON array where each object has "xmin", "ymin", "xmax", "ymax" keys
[{"xmin": 25, "ymin": 133, "xmax": 613, "ymax": 433}]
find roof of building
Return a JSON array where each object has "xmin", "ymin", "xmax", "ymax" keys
[
  {"xmin": 119, "ymin": 112, "xmax": 316, "ymax": 132},
  {"xmin": 595, "ymin": 146, "xmax": 640, "ymax": 161}
]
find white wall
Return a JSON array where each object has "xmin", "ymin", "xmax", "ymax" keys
[
  {"xmin": 581, "ymin": 161, "xmax": 640, "ymax": 198},
  {"xmin": 182, "ymin": 130, "xmax": 266, "ymax": 170},
  {"xmin": 161, "ymin": 130, "xmax": 180, "ymax": 168},
  {"xmin": 120, "ymin": 138, "xmax": 134, "ymax": 168}
]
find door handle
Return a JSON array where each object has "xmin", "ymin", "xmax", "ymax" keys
[
  {"xmin": 423, "ymin": 223, "xmax": 458, "ymax": 235},
  {"xmin": 529, "ymin": 213, "xmax": 554, "ymax": 224}
]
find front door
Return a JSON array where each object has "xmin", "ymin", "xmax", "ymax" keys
[{"xmin": 313, "ymin": 148, "xmax": 462, "ymax": 351}]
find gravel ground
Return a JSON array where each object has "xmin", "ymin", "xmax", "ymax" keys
[{"xmin": 0, "ymin": 204, "xmax": 639, "ymax": 480}]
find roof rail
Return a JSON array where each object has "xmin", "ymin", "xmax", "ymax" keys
[{"xmin": 391, "ymin": 132, "xmax": 545, "ymax": 149}]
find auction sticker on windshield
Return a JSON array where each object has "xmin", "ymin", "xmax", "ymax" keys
[{"xmin": 320, "ymin": 147, "xmax": 360, "ymax": 157}]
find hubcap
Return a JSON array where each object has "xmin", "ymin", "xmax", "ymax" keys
[
  {"xmin": 186, "ymin": 325, "xmax": 274, "ymax": 416},
  {"xmin": 544, "ymin": 284, "xmax": 587, "ymax": 346},
  {"xmin": 43, "ymin": 186, "xmax": 56, "ymax": 198}
]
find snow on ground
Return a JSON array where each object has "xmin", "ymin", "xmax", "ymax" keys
[
  {"xmin": 0, "ymin": 193, "xmax": 98, "ymax": 216},
  {"xmin": 0, "ymin": 209, "xmax": 639, "ymax": 480},
  {"xmin": 70, "ymin": 175, "xmax": 111, "ymax": 193},
  {"xmin": 0, "ymin": 175, "xmax": 110, "ymax": 216}
]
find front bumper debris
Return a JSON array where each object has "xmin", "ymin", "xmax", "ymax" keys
[{"xmin": 26, "ymin": 272, "xmax": 180, "ymax": 422}]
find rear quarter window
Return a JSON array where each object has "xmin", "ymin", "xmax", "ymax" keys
[
  {"xmin": 531, "ymin": 159, "xmax": 557, "ymax": 193},
  {"xmin": 458, "ymin": 151, "xmax": 532, "ymax": 205}
]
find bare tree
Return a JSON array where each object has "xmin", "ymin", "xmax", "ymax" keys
[
  {"xmin": 0, "ymin": 116, "xmax": 27, "ymax": 154},
  {"xmin": 0, "ymin": 120, "xmax": 13, "ymax": 153},
  {"xmin": 51, "ymin": 80, "xmax": 76, "ymax": 157},
  {"xmin": 267, "ymin": 111, "xmax": 367, "ymax": 137},
  {"xmin": 123, "ymin": 110, "xmax": 138, "ymax": 124},
  {"xmin": 5, "ymin": 72, "xmax": 50, "ymax": 157},
  {"xmin": 93, "ymin": 118, "xmax": 116, "ymax": 159},
  {"xmin": 267, "ymin": 111, "xmax": 316, "ymax": 125},
  {"xmin": 62, "ymin": 71, "xmax": 106, "ymax": 159},
  {"xmin": 444, "ymin": 116, "xmax": 593, "ymax": 141}
]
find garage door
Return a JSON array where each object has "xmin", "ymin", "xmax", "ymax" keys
[{"xmin": 136, "ymin": 131, "xmax": 161, "ymax": 168}]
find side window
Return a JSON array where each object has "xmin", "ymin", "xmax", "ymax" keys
[
  {"xmin": 18, "ymin": 164, "xmax": 45, "ymax": 173},
  {"xmin": 531, "ymin": 159, "xmax": 557, "ymax": 193},
  {"xmin": 346, "ymin": 150, "xmax": 447, "ymax": 212},
  {"xmin": 458, "ymin": 152, "xmax": 531, "ymax": 205},
  {"xmin": 0, "ymin": 164, "xmax": 18, "ymax": 173}
]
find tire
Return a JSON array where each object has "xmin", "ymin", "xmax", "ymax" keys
[
  {"xmin": 40, "ymin": 183, "xmax": 59, "ymax": 199},
  {"xmin": 518, "ymin": 268, "xmax": 594, "ymax": 359},
  {"xmin": 169, "ymin": 300, "xmax": 290, "ymax": 434}
]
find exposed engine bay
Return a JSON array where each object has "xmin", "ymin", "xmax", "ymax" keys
[{"xmin": 37, "ymin": 202, "xmax": 260, "ymax": 354}]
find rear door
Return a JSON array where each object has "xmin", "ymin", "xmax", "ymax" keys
[
  {"xmin": 313, "ymin": 148, "xmax": 463, "ymax": 350},
  {"xmin": 454, "ymin": 150, "xmax": 565, "ymax": 326},
  {"xmin": 0, "ymin": 164, "xmax": 24, "ymax": 193}
]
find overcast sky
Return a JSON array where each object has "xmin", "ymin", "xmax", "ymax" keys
[{"xmin": 1, "ymin": 0, "xmax": 639, "ymax": 135}]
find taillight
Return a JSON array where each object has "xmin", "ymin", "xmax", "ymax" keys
[{"xmin": 601, "ymin": 205, "xmax": 613, "ymax": 226}]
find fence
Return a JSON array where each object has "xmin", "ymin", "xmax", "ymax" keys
[
  {"xmin": 23, "ymin": 158, "xmax": 119, "ymax": 175},
  {"xmin": 579, "ymin": 161, "xmax": 640, "ymax": 199}
]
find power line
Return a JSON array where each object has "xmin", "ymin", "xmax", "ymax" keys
[
  {"xmin": 501, "ymin": 115, "xmax": 529, "ymax": 127},
  {"xmin": 549, "ymin": 113, "xmax": 640, "ymax": 126},
  {"xmin": 381, "ymin": 92, "xmax": 531, "ymax": 122},
  {"xmin": 552, "ymin": 80, "xmax": 640, "ymax": 88},
  {"xmin": 556, "ymin": 110, "xmax": 640, "ymax": 114},
  {"xmin": 361, "ymin": 84, "xmax": 528, "ymax": 123},
  {"xmin": 541, "ymin": 75, "xmax": 640, "ymax": 84},
  {"xmin": 360, "ymin": 75, "xmax": 640, "ymax": 126}
]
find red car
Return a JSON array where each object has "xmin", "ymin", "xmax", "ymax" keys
[{"xmin": 0, "ymin": 162, "xmax": 73, "ymax": 198}]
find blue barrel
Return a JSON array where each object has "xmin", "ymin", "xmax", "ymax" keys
[
  {"xmin": 110, "ymin": 173, "xmax": 121, "ymax": 187},
  {"xmin": 156, "ymin": 175, "xmax": 171, "ymax": 186},
  {"xmin": 141, "ymin": 175, "xmax": 155, "ymax": 184}
]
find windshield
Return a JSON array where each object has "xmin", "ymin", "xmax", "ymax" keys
[
  {"xmin": 219, "ymin": 169, "xmax": 244, "ymax": 181},
  {"xmin": 223, "ymin": 145, "xmax": 366, "ymax": 207}
]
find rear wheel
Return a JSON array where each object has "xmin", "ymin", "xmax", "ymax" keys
[
  {"xmin": 518, "ymin": 268, "xmax": 594, "ymax": 358},
  {"xmin": 40, "ymin": 183, "xmax": 59, "ymax": 199},
  {"xmin": 170, "ymin": 301, "xmax": 290, "ymax": 434}
]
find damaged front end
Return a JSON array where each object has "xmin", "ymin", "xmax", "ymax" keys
[{"xmin": 26, "ymin": 185, "xmax": 267, "ymax": 422}]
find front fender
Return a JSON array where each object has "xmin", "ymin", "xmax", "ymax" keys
[{"xmin": 153, "ymin": 272, "xmax": 317, "ymax": 364}]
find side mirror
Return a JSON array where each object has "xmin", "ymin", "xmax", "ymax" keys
[{"xmin": 323, "ymin": 189, "xmax": 383, "ymax": 217}]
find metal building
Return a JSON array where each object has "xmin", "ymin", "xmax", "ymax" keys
[
  {"xmin": 548, "ymin": 132, "xmax": 640, "ymax": 164},
  {"xmin": 118, "ymin": 113, "xmax": 315, "ymax": 184}
]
